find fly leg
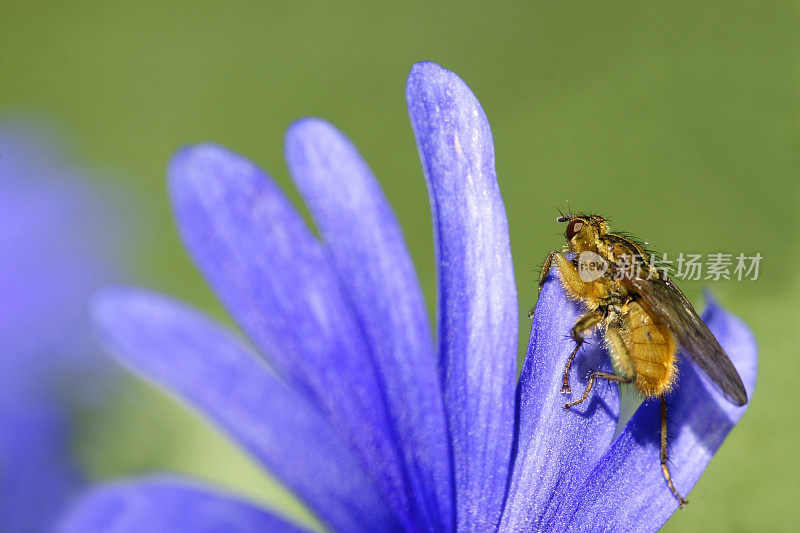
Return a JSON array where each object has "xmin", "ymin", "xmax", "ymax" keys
[
  {"xmin": 561, "ymin": 311, "xmax": 603, "ymax": 394},
  {"xmin": 660, "ymin": 395, "xmax": 689, "ymax": 508},
  {"xmin": 528, "ymin": 250, "xmax": 559, "ymax": 319},
  {"xmin": 537, "ymin": 250, "xmax": 558, "ymax": 290},
  {"xmin": 564, "ymin": 371, "xmax": 631, "ymax": 410},
  {"xmin": 561, "ymin": 344, "xmax": 581, "ymax": 394}
]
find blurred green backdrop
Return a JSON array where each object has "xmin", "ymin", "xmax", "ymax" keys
[{"xmin": 2, "ymin": 1, "xmax": 799, "ymax": 531}]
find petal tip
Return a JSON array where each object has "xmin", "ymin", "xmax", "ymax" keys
[
  {"xmin": 286, "ymin": 116, "xmax": 332, "ymax": 138},
  {"xmin": 169, "ymin": 143, "xmax": 225, "ymax": 171},
  {"xmin": 167, "ymin": 143, "xmax": 244, "ymax": 190},
  {"xmin": 702, "ymin": 288, "xmax": 720, "ymax": 310},
  {"xmin": 406, "ymin": 61, "xmax": 477, "ymax": 100},
  {"xmin": 90, "ymin": 287, "xmax": 175, "ymax": 342},
  {"xmin": 284, "ymin": 117, "xmax": 344, "ymax": 155},
  {"xmin": 405, "ymin": 61, "xmax": 489, "ymax": 144},
  {"xmin": 408, "ymin": 60, "xmax": 445, "ymax": 77},
  {"xmin": 90, "ymin": 286, "xmax": 132, "ymax": 327},
  {"xmin": 407, "ymin": 61, "xmax": 451, "ymax": 86}
]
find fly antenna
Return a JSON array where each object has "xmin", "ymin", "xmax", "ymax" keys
[{"xmin": 556, "ymin": 201, "xmax": 571, "ymax": 223}]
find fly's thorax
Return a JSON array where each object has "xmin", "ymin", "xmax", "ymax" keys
[{"xmin": 604, "ymin": 234, "xmax": 657, "ymax": 280}]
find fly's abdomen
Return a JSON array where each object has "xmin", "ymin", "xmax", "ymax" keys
[{"xmin": 626, "ymin": 302, "xmax": 678, "ymax": 397}]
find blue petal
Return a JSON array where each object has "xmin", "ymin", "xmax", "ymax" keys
[
  {"xmin": 405, "ymin": 61, "xmax": 517, "ymax": 531},
  {"xmin": 548, "ymin": 296, "xmax": 758, "ymax": 531},
  {"xmin": 57, "ymin": 476, "xmax": 308, "ymax": 532},
  {"xmin": 169, "ymin": 144, "xmax": 418, "ymax": 529},
  {"xmin": 92, "ymin": 288, "xmax": 399, "ymax": 533},
  {"xmin": 0, "ymin": 123, "xmax": 122, "ymax": 531},
  {"xmin": 0, "ymin": 122, "xmax": 120, "ymax": 395},
  {"xmin": 285, "ymin": 118, "xmax": 453, "ymax": 531},
  {"xmin": 501, "ymin": 270, "xmax": 620, "ymax": 530},
  {"xmin": 0, "ymin": 402, "xmax": 82, "ymax": 532}
]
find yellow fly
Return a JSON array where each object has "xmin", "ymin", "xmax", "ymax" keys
[{"xmin": 532, "ymin": 213, "xmax": 747, "ymax": 507}]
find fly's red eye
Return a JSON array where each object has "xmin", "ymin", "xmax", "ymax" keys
[{"xmin": 566, "ymin": 219, "xmax": 584, "ymax": 240}]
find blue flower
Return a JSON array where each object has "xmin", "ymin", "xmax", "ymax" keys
[
  {"xmin": 0, "ymin": 123, "xmax": 121, "ymax": 532},
  {"xmin": 61, "ymin": 62, "xmax": 757, "ymax": 532}
]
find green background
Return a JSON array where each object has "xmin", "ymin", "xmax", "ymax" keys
[{"xmin": 3, "ymin": 1, "xmax": 799, "ymax": 531}]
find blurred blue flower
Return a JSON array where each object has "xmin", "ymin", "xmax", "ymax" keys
[
  {"xmin": 61, "ymin": 62, "xmax": 757, "ymax": 532},
  {"xmin": 0, "ymin": 123, "xmax": 122, "ymax": 532}
]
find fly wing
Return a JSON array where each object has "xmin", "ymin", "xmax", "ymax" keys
[{"xmin": 628, "ymin": 276, "xmax": 748, "ymax": 405}]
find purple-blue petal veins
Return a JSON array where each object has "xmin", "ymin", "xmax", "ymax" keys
[
  {"xmin": 500, "ymin": 269, "xmax": 620, "ymax": 531},
  {"xmin": 406, "ymin": 61, "xmax": 517, "ymax": 532},
  {"xmin": 169, "ymin": 144, "xmax": 414, "ymax": 529},
  {"xmin": 547, "ymin": 296, "xmax": 757, "ymax": 532},
  {"xmin": 285, "ymin": 118, "xmax": 454, "ymax": 532},
  {"xmin": 91, "ymin": 288, "xmax": 399, "ymax": 533},
  {"xmin": 55, "ymin": 59, "xmax": 759, "ymax": 533},
  {"xmin": 57, "ymin": 476, "xmax": 310, "ymax": 532}
]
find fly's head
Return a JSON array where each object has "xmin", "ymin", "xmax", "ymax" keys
[{"xmin": 557, "ymin": 213, "xmax": 609, "ymax": 255}]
